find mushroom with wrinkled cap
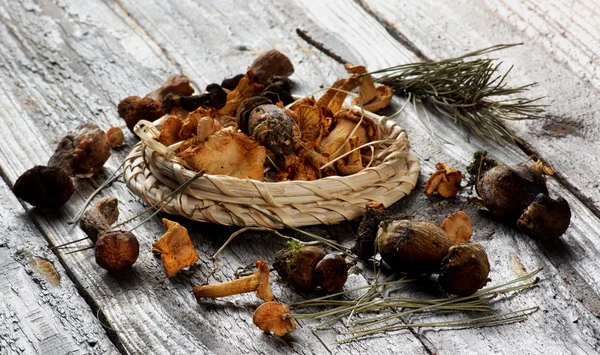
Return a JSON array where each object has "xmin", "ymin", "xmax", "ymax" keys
[
  {"xmin": 193, "ymin": 259, "xmax": 273, "ymax": 301},
  {"xmin": 424, "ymin": 163, "xmax": 462, "ymax": 198},
  {"xmin": 146, "ymin": 74, "xmax": 195, "ymax": 102},
  {"xmin": 152, "ymin": 219, "xmax": 200, "ymax": 278},
  {"xmin": 253, "ymin": 301, "xmax": 296, "ymax": 336},
  {"xmin": 440, "ymin": 211, "xmax": 473, "ymax": 244}
]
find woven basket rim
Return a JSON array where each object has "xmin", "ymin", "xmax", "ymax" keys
[{"xmin": 123, "ymin": 101, "xmax": 420, "ymax": 228}]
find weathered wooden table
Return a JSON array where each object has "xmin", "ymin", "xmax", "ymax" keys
[{"xmin": 1, "ymin": 0, "xmax": 599, "ymax": 354}]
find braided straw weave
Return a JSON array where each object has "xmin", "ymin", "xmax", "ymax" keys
[{"xmin": 123, "ymin": 107, "xmax": 420, "ymax": 229}]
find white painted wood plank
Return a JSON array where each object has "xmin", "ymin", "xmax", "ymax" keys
[
  {"xmin": 0, "ymin": 0, "xmax": 599, "ymax": 353},
  {"xmin": 359, "ymin": 0, "xmax": 600, "ymax": 221},
  {"xmin": 0, "ymin": 181, "xmax": 118, "ymax": 355}
]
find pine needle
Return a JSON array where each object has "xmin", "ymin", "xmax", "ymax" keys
[
  {"xmin": 369, "ymin": 44, "xmax": 545, "ymax": 143},
  {"xmin": 287, "ymin": 268, "xmax": 542, "ymax": 342}
]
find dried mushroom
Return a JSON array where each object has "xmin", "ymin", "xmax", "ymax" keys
[
  {"xmin": 250, "ymin": 49, "xmax": 295, "ymax": 85},
  {"xmin": 48, "ymin": 122, "xmax": 111, "ymax": 178},
  {"xmin": 13, "ymin": 122, "xmax": 111, "ymax": 207},
  {"xmin": 326, "ymin": 76, "xmax": 359, "ymax": 114},
  {"xmin": 221, "ymin": 74, "xmax": 244, "ymax": 91},
  {"xmin": 146, "ymin": 74, "xmax": 194, "ymax": 102},
  {"xmin": 152, "ymin": 219, "xmax": 200, "ymax": 278},
  {"xmin": 438, "ymin": 243, "xmax": 490, "ymax": 296},
  {"xmin": 95, "ymin": 231, "xmax": 139, "ymax": 273},
  {"xmin": 424, "ymin": 163, "xmax": 462, "ymax": 198},
  {"xmin": 261, "ymin": 76, "xmax": 294, "ymax": 105},
  {"xmin": 106, "ymin": 126, "xmax": 124, "ymax": 148},
  {"xmin": 440, "ymin": 211, "xmax": 473, "ymax": 244},
  {"xmin": 178, "ymin": 127, "xmax": 266, "ymax": 180},
  {"xmin": 162, "ymin": 84, "xmax": 227, "ymax": 113},
  {"xmin": 193, "ymin": 259, "xmax": 273, "ymax": 301},
  {"xmin": 476, "ymin": 164, "xmax": 548, "ymax": 220},
  {"xmin": 294, "ymin": 104, "xmax": 325, "ymax": 150},
  {"xmin": 314, "ymin": 253, "xmax": 348, "ymax": 294},
  {"xmin": 274, "ymin": 243, "xmax": 348, "ymax": 294},
  {"xmin": 217, "ymin": 69, "xmax": 264, "ymax": 116},
  {"xmin": 253, "ymin": 301, "xmax": 296, "ymax": 337},
  {"xmin": 517, "ymin": 193, "xmax": 571, "ymax": 240},
  {"xmin": 345, "ymin": 63, "xmax": 392, "ymax": 112},
  {"xmin": 376, "ymin": 219, "xmax": 454, "ymax": 274},
  {"xmin": 158, "ymin": 115, "xmax": 184, "ymax": 146},
  {"xmin": 244, "ymin": 103, "xmax": 300, "ymax": 157},
  {"xmin": 13, "ymin": 166, "xmax": 75, "ymax": 208},
  {"xmin": 118, "ymin": 96, "xmax": 164, "ymax": 132},
  {"xmin": 80, "ymin": 196, "xmax": 119, "ymax": 243},
  {"xmin": 321, "ymin": 109, "xmax": 377, "ymax": 160}
]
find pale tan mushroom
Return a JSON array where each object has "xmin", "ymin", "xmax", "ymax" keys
[
  {"xmin": 178, "ymin": 127, "xmax": 266, "ymax": 181},
  {"xmin": 440, "ymin": 211, "xmax": 473, "ymax": 244},
  {"xmin": 345, "ymin": 63, "xmax": 393, "ymax": 112}
]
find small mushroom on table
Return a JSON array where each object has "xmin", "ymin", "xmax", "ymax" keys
[
  {"xmin": 252, "ymin": 301, "xmax": 296, "ymax": 337},
  {"xmin": 193, "ymin": 260, "xmax": 273, "ymax": 302}
]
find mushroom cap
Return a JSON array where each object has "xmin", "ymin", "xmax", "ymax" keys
[
  {"xmin": 517, "ymin": 193, "xmax": 571, "ymax": 239},
  {"xmin": 95, "ymin": 231, "xmax": 139, "ymax": 273},
  {"xmin": 439, "ymin": 242, "xmax": 490, "ymax": 296},
  {"xmin": 352, "ymin": 85, "xmax": 393, "ymax": 112},
  {"xmin": 253, "ymin": 301, "xmax": 296, "ymax": 336},
  {"xmin": 314, "ymin": 253, "xmax": 348, "ymax": 293},
  {"xmin": 440, "ymin": 211, "xmax": 473, "ymax": 244},
  {"xmin": 425, "ymin": 163, "xmax": 462, "ymax": 198},
  {"xmin": 13, "ymin": 165, "xmax": 75, "ymax": 207},
  {"xmin": 152, "ymin": 219, "xmax": 200, "ymax": 278}
]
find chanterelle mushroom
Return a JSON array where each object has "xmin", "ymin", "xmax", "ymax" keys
[
  {"xmin": 193, "ymin": 259, "xmax": 273, "ymax": 301},
  {"xmin": 253, "ymin": 301, "xmax": 296, "ymax": 336},
  {"xmin": 424, "ymin": 163, "xmax": 462, "ymax": 198},
  {"xmin": 345, "ymin": 63, "xmax": 392, "ymax": 112},
  {"xmin": 152, "ymin": 219, "xmax": 200, "ymax": 278},
  {"xmin": 440, "ymin": 211, "xmax": 473, "ymax": 244},
  {"xmin": 178, "ymin": 127, "xmax": 267, "ymax": 181}
]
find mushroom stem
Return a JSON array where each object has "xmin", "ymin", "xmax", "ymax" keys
[
  {"xmin": 327, "ymin": 75, "xmax": 359, "ymax": 114},
  {"xmin": 345, "ymin": 64, "xmax": 377, "ymax": 105},
  {"xmin": 193, "ymin": 260, "xmax": 273, "ymax": 301}
]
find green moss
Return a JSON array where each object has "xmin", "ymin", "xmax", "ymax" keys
[
  {"xmin": 286, "ymin": 240, "xmax": 304, "ymax": 252},
  {"xmin": 466, "ymin": 150, "xmax": 501, "ymax": 186}
]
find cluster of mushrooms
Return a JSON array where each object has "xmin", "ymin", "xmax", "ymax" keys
[
  {"xmin": 118, "ymin": 50, "xmax": 393, "ymax": 182},
  {"xmin": 10, "ymin": 48, "xmax": 574, "ymax": 339}
]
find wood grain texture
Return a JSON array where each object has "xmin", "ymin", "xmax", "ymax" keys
[
  {"xmin": 0, "ymin": 182, "xmax": 117, "ymax": 354},
  {"xmin": 359, "ymin": 0, "xmax": 600, "ymax": 218},
  {"xmin": 0, "ymin": 0, "xmax": 599, "ymax": 354},
  {"xmin": 0, "ymin": 0, "xmax": 427, "ymax": 353}
]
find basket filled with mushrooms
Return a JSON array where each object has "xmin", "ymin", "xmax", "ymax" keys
[{"xmin": 122, "ymin": 51, "xmax": 420, "ymax": 228}]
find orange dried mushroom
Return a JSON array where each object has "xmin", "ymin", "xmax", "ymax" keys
[
  {"xmin": 424, "ymin": 163, "xmax": 462, "ymax": 198},
  {"xmin": 178, "ymin": 127, "xmax": 266, "ymax": 181},
  {"xmin": 106, "ymin": 126, "xmax": 124, "ymax": 148},
  {"xmin": 440, "ymin": 211, "xmax": 473, "ymax": 244},
  {"xmin": 193, "ymin": 260, "xmax": 273, "ymax": 301},
  {"xmin": 217, "ymin": 69, "xmax": 264, "ymax": 116},
  {"xmin": 179, "ymin": 107, "xmax": 217, "ymax": 140},
  {"xmin": 158, "ymin": 115, "xmax": 184, "ymax": 146},
  {"xmin": 152, "ymin": 218, "xmax": 199, "ymax": 278},
  {"xmin": 345, "ymin": 63, "xmax": 392, "ymax": 112},
  {"xmin": 253, "ymin": 301, "xmax": 296, "ymax": 336}
]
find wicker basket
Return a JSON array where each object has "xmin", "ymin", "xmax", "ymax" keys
[{"xmin": 123, "ymin": 106, "xmax": 420, "ymax": 229}]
